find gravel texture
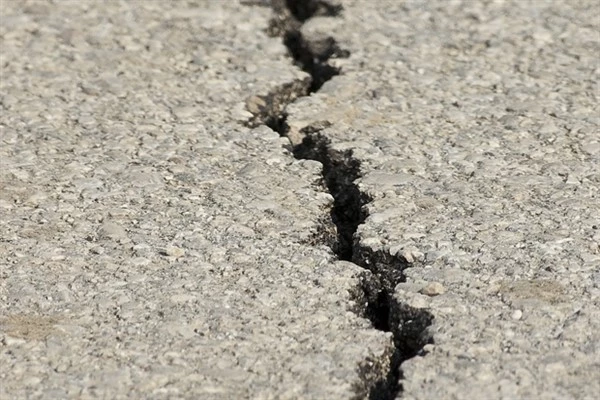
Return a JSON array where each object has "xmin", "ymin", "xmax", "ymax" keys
[
  {"xmin": 285, "ymin": 0, "xmax": 600, "ymax": 398},
  {"xmin": 1, "ymin": 0, "xmax": 599, "ymax": 399},
  {"xmin": 0, "ymin": 1, "xmax": 392, "ymax": 399}
]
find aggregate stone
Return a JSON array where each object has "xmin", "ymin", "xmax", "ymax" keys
[
  {"xmin": 285, "ymin": 0, "xmax": 600, "ymax": 398},
  {"xmin": 0, "ymin": 1, "xmax": 392, "ymax": 399}
]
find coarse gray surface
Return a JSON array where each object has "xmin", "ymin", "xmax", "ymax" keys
[
  {"xmin": 0, "ymin": 1, "xmax": 392, "ymax": 399},
  {"xmin": 285, "ymin": 0, "xmax": 600, "ymax": 399},
  {"xmin": 1, "ymin": 0, "xmax": 599, "ymax": 399}
]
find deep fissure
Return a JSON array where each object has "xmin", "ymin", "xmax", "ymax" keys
[
  {"xmin": 293, "ymin": 132, "xmax": 434, "ymax": 400},
  {"xmin": 244, "ymin": 1, "xmax": 433, "ymax": 398}
]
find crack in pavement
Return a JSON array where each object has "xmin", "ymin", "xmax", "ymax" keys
[{"xmin": 244, "ymin": 1, "xmax": 433, "ymax": 398}]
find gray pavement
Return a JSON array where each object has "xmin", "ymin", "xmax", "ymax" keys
[
  {"xmin": 0, "ymin": 1, "xmax": 391, "ymax": 398},
  {"xmin": 1, "ymin": 0, "xmax": 599, "ymax": 399},
  {"xmin": 286, "ymin": 1, "xmax": 600, "ymax": 399}
]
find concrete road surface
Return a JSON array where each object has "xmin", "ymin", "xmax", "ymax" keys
[{"xmin": 1, "ymin": 0, "xmax": 598, "ymax": 399}]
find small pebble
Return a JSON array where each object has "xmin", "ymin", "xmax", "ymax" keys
[
  {"xmin": 163, "ymin": 246, "xmax": 185, "ymax": 258},
  {"xmin": 420, "ymin": 282, "xmax": 446, "ymax": 296},
  {"xmin": 512, "ymin": 309, "xmax": 523, "ymax": 320}
]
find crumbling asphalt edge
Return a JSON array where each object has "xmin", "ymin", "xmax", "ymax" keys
[{"xmin": 243, "ymin": 1, "xmax": 434, "ymax": 398}]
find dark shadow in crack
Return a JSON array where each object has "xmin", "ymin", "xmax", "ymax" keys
[
  {"xmin": 292, "ymin": 130, "xmax": 363, "ymax": 260},
  {"xmin": 269, "ymin": 0, "xmax": 349, "ymax": 92},
  {"xmin": 285, "ymin": 0, "xmax": 342, "ymax": 22},
  {"xmin": 243, "ymin": 1, "xmax": 434, "ymax": 399},
  {"xmin": 352, "ymin": 248, "xmax": 434, "ymax": 399},
  {"xmin": 294, "ymin": 131, "xmax": 434, "ymax": 400}
]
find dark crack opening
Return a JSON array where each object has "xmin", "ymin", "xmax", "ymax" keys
[
  {"xmin": 292, "ymin": 129, "xmax": 362, "ymax": 260},
  {"xmin": 294, "ymin": 132, "xmax": 434, "ymax": 400},
  {"xmin": 243, "ymin": 1, "xmax": 433, "ymax": 399},
  {"xmin": 352, "ymin": 248, "xmax": 434, "ymax": 400},
  {"xmin": 279, "ymin": 0, "xmax": 349, "ymax": 92},
  {"xmin": 245, "ymin": 0, "xmax": 349, "ymax": 132},
  {"xmin": 285, "ymin": 0, "xmax": 342, "ymax": 22}
]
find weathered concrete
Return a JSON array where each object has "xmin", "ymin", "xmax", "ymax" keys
[
  {"xmin": 285, "ymin": 0, "xmax": 600, "ymax": 399},
  {"xmin": 0, "ymin": 1, "xmax": 392, "ymax": 399},
  {"xmin": 1, "ymin": 0, "xmax": 599, "ymax": 399}
]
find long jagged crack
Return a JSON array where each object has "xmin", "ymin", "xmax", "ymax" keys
[
  {"xmin": 351, "ymin": 247, "xmax": 434, "ymax": 399},
  {"xmin": 243, "ymin": 1, "xmax": 433, "ymax": 399},
  {"xmin": 270, "ymin": 0, "xmax": 347, "ymax": 92},
  {"xmin": 245, "ymin": 0, "xmax": 348, "ymax": 132},
  {"xmin": 294, "ymin": 132, "xmax": 434, "ymax": 399}
]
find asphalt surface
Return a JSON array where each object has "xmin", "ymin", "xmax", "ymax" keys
[
  {"xmin": 285, "ymin": 1, "xmax": 600, "ymax": 398},
  {"xmin": 1, "ymin": 1, "xmax": 598, "ymax": 399}
]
